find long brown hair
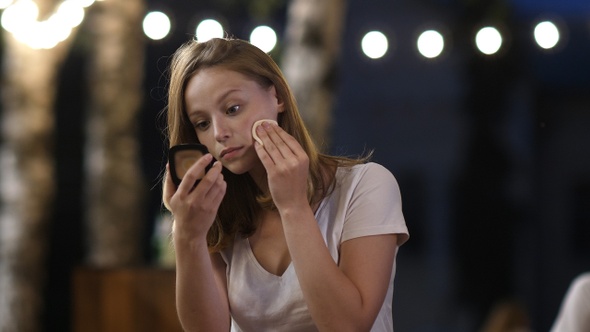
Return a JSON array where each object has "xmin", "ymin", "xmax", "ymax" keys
[{"xmin": 164, "ymin": 38, "xmax": 368, "ymax": 251}]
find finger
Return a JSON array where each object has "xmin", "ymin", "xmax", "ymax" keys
[
  {"xmin": 177, "ymin": 153, "xmax": 214, "ymax": 193},
  {"xmin": 256, "ymin": 122, "xmax": 291, "ymax": 162},
  {"xmin": 195, "ymin": 162, "xmax": 226, "ymax": 209},
  {"xmin": 207, "ymin": 168, "xmax": 227, "ymax": 206},
  {"xmin": 255, "ymin": 123, "xmax": 284, "ymax": 166},
  {"xmin": 263, "ymin": 122, "xmax": 303, "ymax": 159},
  {"xmin": 198, "ymin": 161, "xmax": 224, "ymax": 196},
  {"xmin": 266, "ymin": 123, "xmax": 306, "ymax": 158},
  {"xmin": 211, "ymin": 180, "xmax": 227, "ymax": 207},
  {"xmin": 254, "ymin": 139, "xmax": 277, "ymax": 169},
  {"xmin": 163, "ymin": 164, "xmax": 176, "ymax": 209}
]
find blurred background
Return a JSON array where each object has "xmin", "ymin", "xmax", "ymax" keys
[{"xmin": 1, "ymin": 0, "xmax": 589, "ymax": 331}]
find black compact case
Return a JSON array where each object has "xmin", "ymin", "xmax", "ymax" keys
[{"xmin": 168, "ymin": 144, "xmax": 214, "ymax": 187}]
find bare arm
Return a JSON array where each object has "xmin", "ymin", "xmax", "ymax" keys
[
  {"xmin": 255, "ymin": 122, "xmax": 399, "ymax": 331},
  {"xmin": 282, "ymin": 206, "xmax": 398, "ymax": 331},
  {"xmin": 174, "ymin": 242, "xmax": 230, "ymax": 332},
  {"xmin": 164, "ymin": 156, "xmax": 230, "ymax": 331}
]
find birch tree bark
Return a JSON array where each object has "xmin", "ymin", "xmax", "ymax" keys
[
  {"xmin": 281, "ymin": 0, "xmax": 347, "ymax": 148},
  {"xmin": 84, "ymin": 0, "xmax": 146, "ymax": 267},
  {"xmin": 0, "ymin": 1, "xmax": 76, "ymax": 330}
]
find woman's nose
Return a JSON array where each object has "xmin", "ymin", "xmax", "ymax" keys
[{"xmin": 212, "ymin": 120, "xmax": 229, "ymax": 142}]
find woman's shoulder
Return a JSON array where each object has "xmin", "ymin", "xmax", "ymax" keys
[{"xmin": 337, "ymin": 162, "xmax": 397, "ymax": 184}]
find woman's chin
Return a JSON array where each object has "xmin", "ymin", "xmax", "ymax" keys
[{"xmin": 221, "ymin": 163, "xmax": 249, "ymax": 175}]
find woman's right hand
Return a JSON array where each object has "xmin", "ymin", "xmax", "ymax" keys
[{"xmin": 164, "ymin": 154, "xmax": 227, "ymax": 242}]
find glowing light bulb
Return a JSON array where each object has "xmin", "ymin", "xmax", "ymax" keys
[
  {"xmin": 250, "ymin": 25, "xmax": 277, "ymax": 53},
  {"xmin": 56, "ymin": 1, "xmax": 85, "ymax": 28},
  {"xmin": 0, "ymin": 0, "xmax": 15, "ymax": 10},
  {"xmin": 534, "ymin": 21, "xmax": 560, "ymax": 50},
  {"xmin": 475, "ymin": 26, "xmax": 503, "ymax": 55},
  {"xmin": 361, "ymin": 31, "xmax": 389, "ymax": 59},
  {"xmin": 417, "ymin": 30, "xmax": 444, "ymax": 59},
  {"xmin": 196, "ymin": 19, "xmax": 223, "ymax": 42},
  {"xmin": 1, "ymin": 0, "xmax": 39, "ymax": 33},
  {"xmin": 143, "ymin": 11, "xmax": 171, "ymax": 40}
]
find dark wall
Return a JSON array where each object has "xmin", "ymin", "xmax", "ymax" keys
[{"xmin": 331, "ymin": 0, "xmax": 590, "ymax": 331}]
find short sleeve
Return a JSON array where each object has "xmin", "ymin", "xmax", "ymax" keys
[{"xmin": 341, "ymin": 163, "xmax": 409, "ymax": 246}]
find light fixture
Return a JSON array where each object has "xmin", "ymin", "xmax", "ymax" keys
[
  {"xmin": 1, "ymin": 0, "xmax": 95, "ymax": 49},
  {"xmin": 250, "ymin": 25, "xmax": 277, "ymax": 53},
  {"xmin": 143, "ymin": 11, "xmax": 171, "ymax": 40},
  {"xmin": 475, "ymin": 26, "xmax": 503, "ymax": 55},
  {"xmin": 361, "ymin": 31, "xmax": 389, "ymax": 59},
  {"xmin": 417, "ymin": 29, "xmax": 444, "ymax": 59},
  {"xmin": 534, "ymin": 20, "xmax": 560, "ymax": 50},
  {"xmin": 195, "ymin": 18, "xmax": 223, "ymax": 42}
]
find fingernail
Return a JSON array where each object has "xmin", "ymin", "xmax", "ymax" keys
[{"xmin": 262, "ymin": 121, "xmax": 271, "ymax": 128}]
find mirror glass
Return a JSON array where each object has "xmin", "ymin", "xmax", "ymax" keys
[{"xmin": 169, "ymin": 144, "xmax": 209, "ymax": 186}]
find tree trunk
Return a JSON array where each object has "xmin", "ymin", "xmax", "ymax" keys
[
  {"xmin": 84, "ymin": 0, "xmax": 146, "ymax": 267},
  {"xmin": 0, "ymin": 2, "xmax": 75, "ymax": 331},
  {"xmin": 281, "ymin": 0, "xmax": 347, "ymax": 148}
]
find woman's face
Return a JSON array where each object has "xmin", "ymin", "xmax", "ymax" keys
[{"xmin": 184, "ymin": 66, "xmax": 283, "ymax": 175}]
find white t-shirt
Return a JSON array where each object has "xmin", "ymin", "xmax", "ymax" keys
[
  {"xmin": 551, "ymin": 272, "xmax": 590, "ymax": 332},
  {"xmin": 220, "ymin": 162, "xmax": 409, "ymax": 331}
]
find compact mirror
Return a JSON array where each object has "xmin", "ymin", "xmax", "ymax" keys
[{"xmin": 169, "ymin": 144, "xmax": 212, "ymax": 187}]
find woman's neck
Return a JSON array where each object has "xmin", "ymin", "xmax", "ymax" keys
[{"xmin": 248, "ymin": 162, "xmax": 270, "ymax": 195}]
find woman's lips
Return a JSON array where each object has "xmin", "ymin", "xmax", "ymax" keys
[{"xmin": 220, "ymin": 147, "xmax": 243, "ymax": 160}]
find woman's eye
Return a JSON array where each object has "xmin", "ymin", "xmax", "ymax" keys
[
  {"xmin": 226, "ymin": 105, "xmax": 240, "ymax": 115},
  {"xmin": 194, "ymin": 121, "xmax": 210, "ymax": 130}
]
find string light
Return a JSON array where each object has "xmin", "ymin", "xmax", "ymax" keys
[
  {"xmin": 361, "ymin": 31, "xmax": 389, "ymax": 59},
  {"xmin": 534, "ymin": 21, "xmax": 560, "ymax": 50},
  {"xmin": 1, "ymin": 2, "xmax": 582, "ymax": 56},
  {"xmin": 250, "ymin": 25, "xmax": 277, "ymax": 53},
  {"xmin": 475, "ymin": 26, "xmax": 503, "ymax": 55},
  {"xmin": 0, "ymin": 0, "xmax": 95, "ymax": 49},
  {"xmin": 195, "ymin": 19, "xmax": 223, "ymax": 42},
  {"xmin": 143, "ymin": 11, "xmax": 171, "ymax": 41},
  {"xmin": 417, "ymin": 30, "xmax": 445, "ymax": 59},
  {"xmin": 0, "ymin": 0, "xmax": 14, "ymax": 9}
]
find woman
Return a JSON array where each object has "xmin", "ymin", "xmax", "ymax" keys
[{"xmin": 163, "ymin": 37, "xmax": 409, "ymax": 331}]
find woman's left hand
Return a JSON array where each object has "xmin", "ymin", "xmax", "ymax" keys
[{"xmin": 254, "ymin": 121, "xmax": 309, "ymax": 211}]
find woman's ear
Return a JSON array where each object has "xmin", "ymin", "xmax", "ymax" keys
[{"xmin": 270, "ymin": 85, "xmax": 285, "ymax": 113}]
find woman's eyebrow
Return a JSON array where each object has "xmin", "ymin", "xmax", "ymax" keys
[
  {"xmin": 215, "ymin": 88, "xmax": 241, "ymax": 104},
  {"xmin": 186, "ymin": 111, "xmax": 204, "ymax": 125},
  {"xmin": 188, "ymin": 88, "xmax": 241, "ymax": 116}
]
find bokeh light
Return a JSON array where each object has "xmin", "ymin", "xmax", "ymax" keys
[
  {"xmin": 361, "ymin": 31, "xmax": 389, "ymax": 59},
  {"xmin": 195, "ymin": 19, "xmax": 223, "ymax": 42},
  {"xmin": 0, "ymin": 0, "xmax": 14, "ymax": 9},
  {"xmin": 69, "ymin": 0, "xmax": 95, "ymax": 7},
  {"xmin": 55, "ymin": 1, "xmax": 85, "ymax": 28},
  {"xmin": 0, "ymin": 0, "xmax": 97, "ymax": 49},
  {"xmin": 249, "ymin": 25, "xmax": 277, "ymax": 53},
  {"xmin": 417, "ymin": 30, "xmax": 445, "ymax": 59},
  {"xmin": 475, "ymin": 26, "xmax": 503, "ymax": 55},
  {"xmin": 143, "ymin": 11, "xmax": 171, "ymax": 41},
  {"xmin": 1, "ymin": 0, "xmax": 39, "ymax": 33},
  {"xmin": 534, "ymin": 21, "xmax": 560, "ymax": 50}
]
